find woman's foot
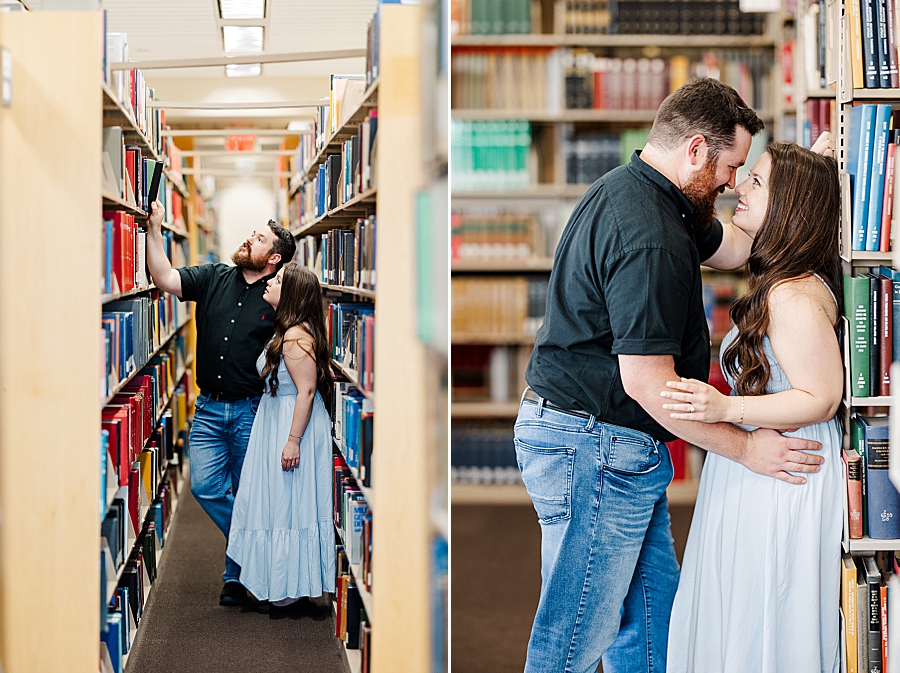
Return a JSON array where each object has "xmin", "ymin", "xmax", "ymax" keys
[{"xmin": 268, "ymin": 597, "xmax": 308, "ymax": 620}]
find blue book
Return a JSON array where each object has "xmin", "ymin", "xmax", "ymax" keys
[
  {"xmin": 867, "ymin": 104, "xmax": 892, "ymax": 250},
  {"xmin": 850, "ymin": 105, "xmax": 878, "ymax": 250},
  {"xmin": 859, "ymin": 415, "xmax": 900, "ymax": 539},
  {"xmin": 101, "ymin": 611, "xmax": 123, "ymax": 673}
]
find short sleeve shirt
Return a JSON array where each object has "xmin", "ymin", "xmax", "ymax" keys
[
  {"xmin": 178, "ymin": 263, "xmax": 276, "ymax": 398},
  {"xmin": 525, "ymin": 151, "xmax": 722, "ymax": 442}
]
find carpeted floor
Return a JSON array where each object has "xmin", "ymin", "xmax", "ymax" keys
[
  {"xmin": 450, "ymin": 503, "xmax": 695, "ymax": 673},
  {"xmin": 126, "ymin": 482, "xmax": 347, "ymax": 673}
]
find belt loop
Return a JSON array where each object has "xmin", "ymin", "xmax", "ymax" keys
[
  {"xmin": 585, "ymin": 414, "xmax": 596, "ymax": 432},
  {"xmin": 536, "ymin": 396, "xmax": 544, "ymax": 417},
  {"xmin": 519, "ymin": 386, "xmax": 531, "ymax": 407}
]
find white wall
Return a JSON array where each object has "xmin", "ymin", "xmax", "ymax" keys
[{"xmin": 216, "ymin": 181, "xmax": 278, "ymax": 264}]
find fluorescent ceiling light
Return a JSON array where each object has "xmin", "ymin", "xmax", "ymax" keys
[
  {"xmin": 218, "ymin": 0, "xmax": 265, "ymax": 19},
  {"xmin": 223, "ymin": 26, "xmax": 264, "ymax": 53},
  {"xmin": 225, "ymin": 63, "xmax": 262, "ymax": 77}
]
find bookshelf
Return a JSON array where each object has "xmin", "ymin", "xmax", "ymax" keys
[{"xmin": 285, "ymin": 4, "xmax": 444, "ymax": 671}]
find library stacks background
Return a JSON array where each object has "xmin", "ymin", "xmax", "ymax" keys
[
  {"xmin": 0, "ymin": 2, "xmax": 447, "ymax": 673},
  {"xmin": 448, "ymin": 0, "xmax": 900, "ymax": 672}
]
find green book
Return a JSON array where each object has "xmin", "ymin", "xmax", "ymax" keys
[
  {"xmin": 844, "ymin": 273, "xmax": 871, "ymax": 397},
  {"xmin": 471, "ymin": 0, "xmax": 486, "ymax": 34}
]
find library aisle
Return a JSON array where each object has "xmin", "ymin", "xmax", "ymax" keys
[
  {"xmin": 126, "ymin": 483, "xmax": 346, "ymax": 672},
  {"xmin": 0, "ymin": 1, "xmax": 447, "ymax": 672}
]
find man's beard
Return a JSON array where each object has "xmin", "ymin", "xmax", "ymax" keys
[
  {"xmin": 231, "ymin": 244, "xmax": 269, "ymax": 272},
  {"xmin": 682, "ymin": 158, "xmax": 721, "ymax": 230}
]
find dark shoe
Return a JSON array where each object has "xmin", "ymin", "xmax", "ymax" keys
[
  {"xmin": 219, "ymin": 582, "xmax": 247, "ymax": 607},
  {"xmin": 256, "ymin": 601, "xmax": 270, "ymax": 614},
  {"xmin": 268, "ymin": 598, "xmax": 307, "ymax": 620}
]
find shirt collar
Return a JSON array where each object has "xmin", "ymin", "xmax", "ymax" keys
[
  {"xmin": 626, "ymin": 150, "xmax": 696, "ymax": 222},
  {"xmin": 233, "ymin": 265, "xmax": 276, "ymax": 287}
]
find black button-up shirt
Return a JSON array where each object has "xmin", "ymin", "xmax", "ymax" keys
[
  {"xmin": 178, "ymin": 263, "xmax": 276, "ymax": 398},
  {"xmin": 525, "ymin": 151, "xmax": 724, "ymax": 442}
]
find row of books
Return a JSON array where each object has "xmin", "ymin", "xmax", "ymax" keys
[
  {"xmin": 104, "ymin": 30, "xmax": 167, "ymax": 158},
  {"xmin": 564, "ymin": 128, "xmax": 649, "ymax": 185},
  {"xmin": 290, "ymin": 111, "xmax": 378, "ymax": 226},
  {"xmin": 452, "ymin": 344, "xmax": 530, "ymax": 403},
  {"xmin": 101, "ymin": 294, "xmax": 187, "ymax": 398},
  {"xmin": 840, "ymin": 551, "xmax": 897, "ymax": 673},
  {"xmin": 846, "ymin": 415, "xmax": 900, "ymax": 540},
  {"xmin": 848, "ymin": 105, "xmax": 898, "ymax": 252},
  {"xmin": 451, "ymin": 210, "xmax": 550, "ymax": 261},
  {"xmin": 844, "ymin": 269, "xmax": 899, "ymax": 398},
  {"xmin": 451, "ymin": 0, "xmax": 534, "ymax": 35},
  {"xmin": 334, "ymin": 543, "xmax": 371, "ymax": 657},
  {"xmin": 451, "ymin": 276, "xmax": 549, "ymax": 337},
  {"xmin": 296, "ymin": 216, "xmax": 377, "ymax": 291},
  {"xmin": 365, "ymin": 3, "xmax": 381, "ymax": 87},
  {"xmin": 799, "ymin": 0, "xmax": 827, "ymax": 91},
  {"xmin": 802, "ymin": 97, "xmax": 835, "ymax": 150},
  {"xmin": 334, "ymin": 454, "xmax": 371, "ymax": 565},
  {"xmin": 301, "ymin": 75, "xmax": 375, "ymax": 168},
  {"xmin": 451, "ymin": 120, "xmax": 532, "ymax": 192},
  {"xmin": 451, "ymin": 427, "xmax": 522, "ymax": 485},
  {"xmin": 334, "ymin": 384, "xmax": 374, "ymax": 488},
  {"xmin": 103, "ymin": 128, "xmax": 172, "ymax": 216},
  {"xmin": 451, "ymin": 48, "xmax": 561, "ymax": 111},
  {"xmin": 564, "ymin": 51, "xmax": 768, "ymax": 112},
  {"xmin": 102, "ymin": 212, "xmax": 186, "ymax": 296},
  {"xmin": 847, "ymin": 0, "xmax": 900, "ymax": 89},
  {"xmin": 328, "ymin": 303, "xmax": 375, "ymax": 391}
]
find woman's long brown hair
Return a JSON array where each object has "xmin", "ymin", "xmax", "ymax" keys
[
  {"xmin": 260, "ymin": 262, "xmax": 333, "ymax": 408},
  {"xmin": 722, "ymin": 141, "xmax": 842, "ymax": 397}
]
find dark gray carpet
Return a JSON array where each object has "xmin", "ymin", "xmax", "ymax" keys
[
  {"xmin": 450, "ymin": 503, "xmax": 695, "ymax": 673},
  {"xmin": 126, "ymin": 482, "xmax": 348, "ymax": 673}
]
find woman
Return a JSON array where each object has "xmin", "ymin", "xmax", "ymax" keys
[
  {"xmin": 227, "ymin": 262, "xmax": 336, "ymax": 618},
  {"xmin": 662, "ymin": 142, "xmax": 843, "ymax": 672}
]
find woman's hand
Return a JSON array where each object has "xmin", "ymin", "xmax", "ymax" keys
[
  {"xmin": 660, "ymin": 377, "xmax": 735, "ymax": 423},
  {"xmin": 281, "ymin": 440, "xmax": 300, "ymax": 472}
]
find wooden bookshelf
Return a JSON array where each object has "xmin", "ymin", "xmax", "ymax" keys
[
  {"xmin": 452, "ymin": 402, "xmax": 521, "ymax": 418},
  {"xmin": 452, "ymin": 258, "xmax": 554, "ymax": 272},
  {"xmin": 321, "ymin": 283, "xmax": 376, "ymax": 299},
  {"xmin": 451, "ymin": 109, "xmax": 775, "ymax": 123},
  {"xmin": 451, "ymin": 34, "xmax": 778, "ymax": 48},
  {"xmin": 102, "ymin": 284, "xmax": 158, "ymax": 304},
  {"xmin": 452, "ymin": 184, "xmax": 590, "ymax": 200},
  {"xmin": 452, "ymin": 333, "xmax": 536, "ymax": 345},
  {"xmin": 102, "ymin": 82, "xmax": 160, "ymax": 163},
  {"xmin": 451, "ymin": 479, "xmax": 701, "ymax": 506},
  {"xmin": 331, "ymin": 359, "xmax": 374, "ymax": 404},
  {"xmin": 0, "ymin": 12, "xmax": 102, "ymax": 670}
]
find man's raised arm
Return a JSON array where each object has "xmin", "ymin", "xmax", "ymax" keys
[{"xmin": 145, "ymin": 200, "xmax": 183, "ymax": 298}]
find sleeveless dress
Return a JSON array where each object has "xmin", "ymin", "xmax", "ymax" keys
[
  {"xmin": 226, "ymin": 347, "xmax": 336, "ymax": 601},
  {"xmin": 667, "ymin": 276, "xmax": 842, "ymax": 673}
]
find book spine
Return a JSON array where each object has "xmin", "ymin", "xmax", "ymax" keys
[
  {"xmin": 876, "ymin": 0, "xmax": 892, "ymax": 87},
  {"xmin": 882, "ymin": 141, "xmax": 896, "ymax": 252},
  {"xmin": 863, "ymin": 0, "xmax": 881, "ymax": 87},
  {"xmin": 850, "ymin": 0, "xmax": 867, "ymax": 88},
  {"xmin": 846, "ymin": 450, "xmax": 864, "ymax": 539},
  {"xmin": 871, "ymin": 275, "xmax": 881, "ymax": 394},
  {"xmin": 880, "ymin": 276, "xmax": 892, "ymax": 394},
  {"xmin": 845, "ymin": 274, "xmax": 871, "ymax": 397},
  {"xmin": 865, "ymin": 432, "xmax": 900, "ymax": 539}
]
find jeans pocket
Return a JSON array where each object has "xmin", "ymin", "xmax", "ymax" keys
[
  {"xmin": 249, "ymin": 397, "xmax": 260, "ymax": 415},
  {"xmin": 194, "ymin": 394, "xmax": 208, "ymax": 412},
  {"xmin": 605, "ymin": 434, "xmax": 661, "ymax": 475},
  {"xmin": 515, "ymin": 439, "xmax": 575, "ymax": 524}
]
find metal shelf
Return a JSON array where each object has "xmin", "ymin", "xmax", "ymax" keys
[
  {"xmin": 451, "ymin": 479, "xmax": 700, "ymax": 505},
  {"xmin": 451, "ymin": 258, "xmax": 554, "ymax": 272},
  {"xmin": 291, "ymin": 188, "xmax": 376, "ymax": 238},
  {"xmin": 451, "ymin": 34, "xmax": 777, "ymax": 48}
]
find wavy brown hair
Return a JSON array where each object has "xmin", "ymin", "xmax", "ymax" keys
[
  {"xmin": 260, "ymin": 262, "xmax": 333, "ymax": 408},
  {"xmin": 722, "ymin": 141, "xmax": 841, "ymax": 397}
]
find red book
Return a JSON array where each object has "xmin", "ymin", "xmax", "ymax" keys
[
  {"xmin": 843, "ymin": 448, "xmax": 863, "ymax": 539},
  {"xmin": 882, "ymin": 581, "xmax": 889, "ymax": 669},
  {"xmin": 667, "ymin": 439, "xmax": 687, "ymax": 482},
  {"xmin": 127, "ymin": 462, "xmax": 140, "ymax": 534},
  {"xmin": 807, "ymin": 99, "xmax": 820, "ymax": 146},
  {"xmin": 101, "ymin": 411, "xmax": 128, "ymax": 487},
  {"xmin": 879, "ymin": 275, "xmax": 893, "ymax": 395},
  {"xmin": 882, "ymin": 143, "xmax": 896, "ymax": 252},
  {"xmin": 817, "ymin": 97, "xmax": 830, "ymax": 134}
]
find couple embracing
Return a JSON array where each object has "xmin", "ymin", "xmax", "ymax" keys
[
  {"xmin": 516, "ymin": 77, "xmax": 843, "ymax": 673},
  {"xmin": 145, "ymin": 209, "xmax": 336, "ymax": 618}
]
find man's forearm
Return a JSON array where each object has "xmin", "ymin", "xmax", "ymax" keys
[{"xmin": 145, "ymin": 227, "xmax": 172, "ymax": 282}]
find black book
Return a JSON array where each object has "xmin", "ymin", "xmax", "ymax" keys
[
  {"xmin": 342, "ymin": 231, "xmax": 355, "ymax": 287},
  {"xmin": 864, "ymin": 555, "xmax": 884, "ymax": 672},
  {"xmin": 862, "ymin": 0, "xmax": 881, "ymax": 87},
  {"xmin": 875, "ymin": 0, "xmax": 891, "ymax": 87},
  {"xmin": 346, "ymin": 583, "xmax": 363, "ymax": 649}
]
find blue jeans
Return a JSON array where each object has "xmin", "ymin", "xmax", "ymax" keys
[
  {"xmin": 514, "ymin": 391, "xmax": 678, "ymax": 673},
  {"xmin": 189, "ymin": 393, "xmax": 260, "ymax": 584}
]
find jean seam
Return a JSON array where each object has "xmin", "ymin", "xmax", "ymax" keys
[
  {"xmin": 638, "ymin": 557, "xmax": 653, "ymax": 673},
  {"xmin": 564, "ymin": 443, "xmax": 603, "ymax": 673}
]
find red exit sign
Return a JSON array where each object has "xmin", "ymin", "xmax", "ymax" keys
[{"xmin": 225, "ymin": 134, "xmax": 256, "ymax": 151}]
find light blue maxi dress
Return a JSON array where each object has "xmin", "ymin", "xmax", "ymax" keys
[
  {"xmin": 227, "ymin": 348, "xmax": 336, "ymax": 601},
  {"xmin": 667, "ymin": 277, "xmax": 842, "ymax": 673}
]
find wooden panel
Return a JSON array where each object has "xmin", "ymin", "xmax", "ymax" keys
[
  {"xmin": 0, "ymin": 12, "xmax": 102, "ymax": 673},
  {"xmin": 371, "ymin": 5, "xmax": 430, "ymax": 673}
]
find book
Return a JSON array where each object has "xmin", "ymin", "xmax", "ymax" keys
[
  {"xmin": 859, "ymin": 415, "xmax": 900, "ymax": 539},
  {"xmin": 845, "ymin": 274, "xmax": 871, "ymax": 397},
  {"xmin": 844, "ymin": 553, "xmax": 859, "ymax": 673},
  {"xmin": 867, "ymin": 105, "xmax": 892, "ymax": 250},
  {"xmin": 848, "ymin": 105, "xmax": 877, "ymax": 250},
  {"xmin": 845, "ymin": 448, "xmax": 864, "ymax": 539},
  {"xmin": 865, "ymin": 555, "xmax": 884, "ymax": 673}
]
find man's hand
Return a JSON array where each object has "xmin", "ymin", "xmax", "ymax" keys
[
  {"xmin": 810, "ymin": 131, "xmax": 835, "ymax": 158},
  {"xmin": 148, "ymin": 200, "xmax": 164, "ymax": 232},
  {"xmin": 741, "ymin": 428, "xmax": 824, "ymax": 485}
]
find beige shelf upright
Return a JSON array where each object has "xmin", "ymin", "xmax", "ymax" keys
[
  {"xmin": 0, "ymin": 11, "xmax": 101, "ymax": 673},
  {"xmin": 371, "ymin": 4, "xmax": 431, "ymax": 672}
]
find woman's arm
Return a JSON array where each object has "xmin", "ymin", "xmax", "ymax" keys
[
  {"xmin": 280, "ymin": 326, "xmax": 318, "ymax": 471},
  {"xmin": 660, "ymin": 277, "xmax": 843, "ymax": 430}
]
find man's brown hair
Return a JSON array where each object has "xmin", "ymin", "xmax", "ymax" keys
[{"xmin": 647, "ymin": 77, "xmax": 764, "ymax": 162}]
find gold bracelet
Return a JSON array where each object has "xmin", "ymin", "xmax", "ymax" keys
[
  {"xmin": 289, "ymin": 432, "xmax": 302, "ymax": 439},
  {"xmin": 739, "ymin": 396, "xmax": 745, "ymax": 425}
]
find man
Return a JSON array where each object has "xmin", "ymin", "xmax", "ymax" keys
[
  {"xmin": 146, "ymin": 204, "xmax": 297, "ymax": 607},
  {"xmin": 515, "ymin": 78, "xmax": 828, "ymax": 673}
]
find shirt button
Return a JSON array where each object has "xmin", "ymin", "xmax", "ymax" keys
[
  {"xmin": 221, "ymin": 356, "xmax": 224, "ymax": 360},
  {"xmin": 238, "ymin": 303, "xmax": 242, "ymax": 306},
  {"xmin": 225, "ymin": 337, "xmax": 228, "ymax": 341},
  {"xmin": 217, "ymin": 375, "xmax": 221, "ymax": 379},
  {"xmin": 231, "ymin": 320, "xmax": 235, "ymax": 323}
]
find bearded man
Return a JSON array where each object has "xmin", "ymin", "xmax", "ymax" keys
[
  {"xmin": 515, "ymin": 78, "xmax": 829, "ymax": 673},
  {"xmin": 145, "ymin": 212, "xmax": 296, "ymax": 608}
]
